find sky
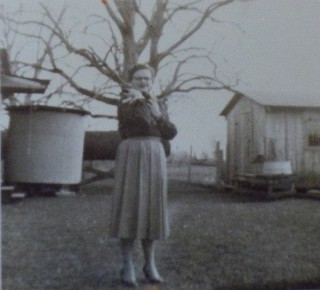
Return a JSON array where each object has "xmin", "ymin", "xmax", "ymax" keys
[
  {"xmin": 169, "ymin": 0, "xmax": 320, "ymax": 156},
  {"xmin": 1, "ymin": 0, "xmax": 320, "ymax": 158}
]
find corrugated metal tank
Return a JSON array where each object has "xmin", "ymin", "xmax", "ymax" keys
[{"xmin": 5, "ymin": 106, "xmax": 89, "ymax": 184}]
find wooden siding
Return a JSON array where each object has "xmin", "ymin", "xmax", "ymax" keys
[
  {"xmin": 265, "ymin": 108, "xmax": 320, "ymax": 186},
  {"xmin": 265, "ymin": 109, "xmax": 303, "ymax": 170}
]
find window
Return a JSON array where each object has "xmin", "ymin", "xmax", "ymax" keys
[
  {"xmin": 308, "ymin": 134, "xmax": 320, "ymax": 147},
  {"xmin": 305, "ymin": 118, "xmax": 320, "ymax": 148}
]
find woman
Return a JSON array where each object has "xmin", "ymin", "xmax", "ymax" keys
[{"xmin": 110, "ymin": 64, "xmax": 177, "ymax": 287}]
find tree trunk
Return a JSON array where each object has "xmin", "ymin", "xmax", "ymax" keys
[{"xmin": 115, "ymin": 0, "xmax": 138, "ymax": 77}]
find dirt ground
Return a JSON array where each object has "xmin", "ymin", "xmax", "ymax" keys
[{"xmin": 2, "ymin": 180, "xmax": 320, "ymax": 290}]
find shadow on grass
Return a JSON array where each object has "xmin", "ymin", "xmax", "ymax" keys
[
  {"xmin": 217, "ymin": 280, "xmax": 320, "ymax": 290},
  {"xmin": 168, "ymin": 179, "xmax": 292, "ymax": 204}
]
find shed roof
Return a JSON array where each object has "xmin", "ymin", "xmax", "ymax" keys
[
  {"xmin": 220, "ymin": 90, "xmax": 320, "ymax": 116},
  {"xmin": 1, "ymin": 74, "xmax": 49, "ymax": 96},
  {"xmin": 1, "ymin": 48, "xmax": 49, "ymax": 97}
]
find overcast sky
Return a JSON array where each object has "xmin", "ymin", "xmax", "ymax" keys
[
  {"xmin": 1, "ymin": 0, "xmax": 320, "ymax": 157},
  {"xmin": 171, "ymin": 0, "xmax": 320, "ymax": 156}
]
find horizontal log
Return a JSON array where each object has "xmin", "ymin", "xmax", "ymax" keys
[{"xmin": 83, "ymin": 131, "xmax": 122, "ymax": 160}]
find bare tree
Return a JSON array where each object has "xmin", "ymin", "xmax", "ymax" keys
[{"xmin": 0, "ymin": 0, "xmax": 241, "ymax": 108}]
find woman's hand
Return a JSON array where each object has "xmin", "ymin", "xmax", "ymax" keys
[
  {"xmin": 121, "ymin": 88, "xmax": 144, "ymax": 105},
  {"xmin": 147, "ymin": 98, "xmax": 162, "ymax": 120}
]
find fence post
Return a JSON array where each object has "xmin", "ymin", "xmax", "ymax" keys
[
  {"xmin": 215, "ymin": 142, "xmax": 224, "ymax": 189},
  {"xmin": 187, "ymin": 145, "xmax": 192, "ymax": 183}
]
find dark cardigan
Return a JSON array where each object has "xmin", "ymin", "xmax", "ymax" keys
[{"xmin": 118, "ymin": 97, "xmax": 177, "ymax": 155}]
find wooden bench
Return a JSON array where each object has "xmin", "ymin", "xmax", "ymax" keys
[{"xmin": 234, "ymin": 173, "xmax": 296, "ymax": 198}]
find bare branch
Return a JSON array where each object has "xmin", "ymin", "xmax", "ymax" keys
[
  {"xmin": 157, "ymin": 0, "xmax": 234, "ymax": 64},
  {"xmin": 1, "ymin": 0, "xmax": 241, "ymax": 109},
  {"xmin": 38, "ymin": 5, "xmax": 123, "ymax": 84},
  {"xmin": 132, "ymin": 0, "xmax": 149, "ymax": 25},
  {"xmin": 165, "ymin": 0, "xmax": 206, "ymax": 22},
  {"xmin": 104, "ymin": 2, "xmax": 125, "ymax": 31}
]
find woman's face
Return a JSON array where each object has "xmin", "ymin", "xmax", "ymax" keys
[{"xmin": 131, "ymin": 69, "xmax": 153, "ymax": 93}]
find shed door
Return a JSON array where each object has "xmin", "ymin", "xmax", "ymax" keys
[{"xmin": 235, "ymin": 112, "xmax": 252, "ymax": 173}]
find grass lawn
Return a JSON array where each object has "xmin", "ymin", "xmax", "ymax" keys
[
  {"xmin": 2, "ymin": 179, "xmax": 320, "ymax": 290},
  {"xmin": 167, "ymin": 163, "xmax": 216, "ymax": 185}
]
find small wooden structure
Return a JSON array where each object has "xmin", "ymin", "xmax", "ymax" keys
[
  {"xmin": 220, "ymin": 91, "xmax": 320, "ymax": 190},
  {"xmin": 1, "ymin": 49, "xmax": 49, "ymax": 98}
]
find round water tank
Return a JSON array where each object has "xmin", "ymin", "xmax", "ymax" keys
[{"xmin": 5, "ymin": 106, "xmax": 89, "ymax": 184}]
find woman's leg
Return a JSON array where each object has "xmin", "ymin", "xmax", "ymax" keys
[
  {"xmin": 120, "ymin": 238, "xmax": 137, "ymax": 286},
  {"xmin": 141, "ymin": 239, "xmax": 163, "ymax": 283}
]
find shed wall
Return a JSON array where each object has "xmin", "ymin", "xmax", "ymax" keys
[
  {"xmin": 265, "ymin": 109, "xmax": 303, "ymax": 170},
  {"xmin": 264, "ymin": 108, "xmax": 320, "ymax": 186},
  {"xmin": 225, "ymin": 97, "xmax": 320, "ymax": 187}
]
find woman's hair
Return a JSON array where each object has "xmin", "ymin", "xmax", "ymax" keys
[{"xmin": 127, "ymin": 63, "xmax": 155, "ymax": 81}]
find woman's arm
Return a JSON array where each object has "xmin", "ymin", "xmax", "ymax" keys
[
  {"xmin": 118, "ymin": 94, "xmax": 177, "ymax": 140},
  {"xmin": 153, "ymin": 100, "xmax": 177, "ymax": 140}
]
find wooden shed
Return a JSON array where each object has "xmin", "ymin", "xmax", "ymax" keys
[{"xmin": 220, "ymin": 91, "xmax": 320, "ymax": 189}]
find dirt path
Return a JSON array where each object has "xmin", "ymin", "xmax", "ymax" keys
[{"xmin": 2, "ymin": 180, "xmax": 320, "ymax": 290}]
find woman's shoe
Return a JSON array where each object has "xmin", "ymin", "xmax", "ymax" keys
[
  {"xmin": 120, "ymin": 268, "xmax": 138, "ymax": 288},
  {"xmin": 143, "ymin": 265, "xmax": 164, "ymax": 284}
]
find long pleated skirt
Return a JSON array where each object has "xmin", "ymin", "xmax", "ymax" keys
[{"xmin": 109, "ymin": 137, "xmax": 169, "ymax": 240}]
